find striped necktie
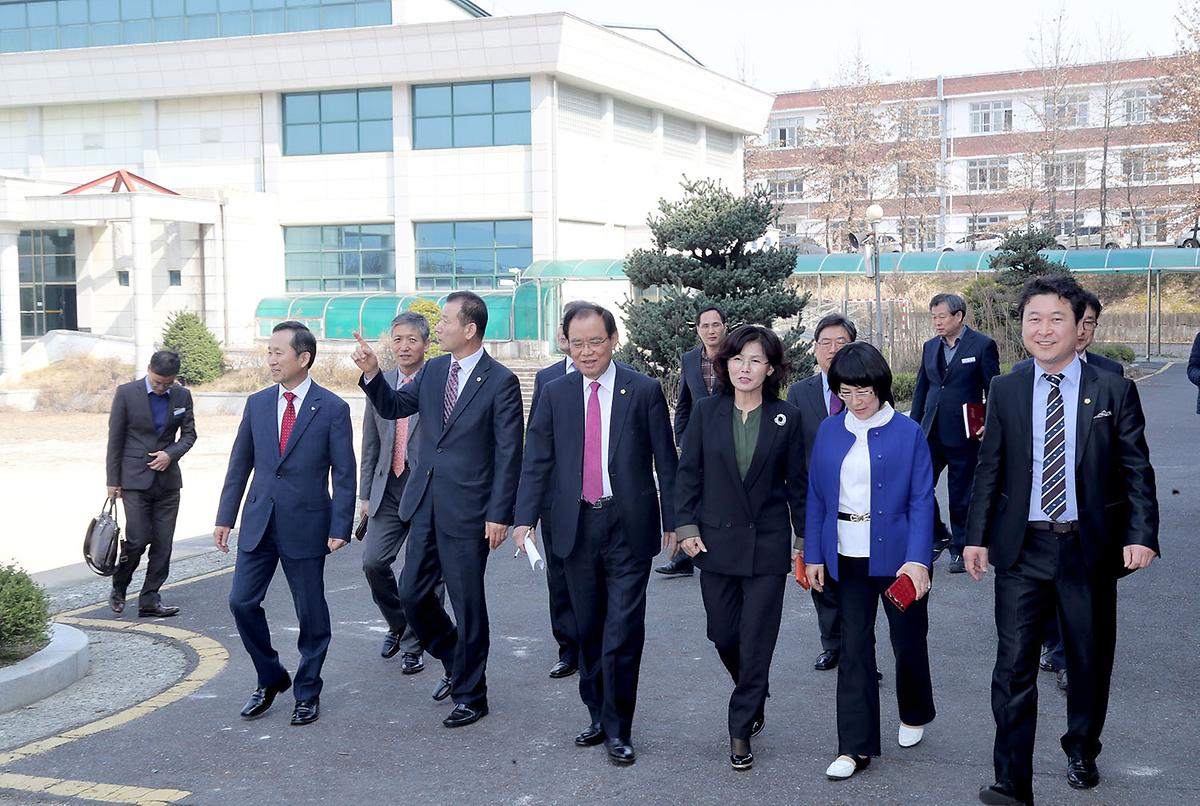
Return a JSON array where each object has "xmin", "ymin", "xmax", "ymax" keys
[
  {"xmin": 443, "ymin": 361, "xmax": 461, "ymax": 426},
  {"xmin": 1040, "ymin": 373, "xmax": 1067, "ymax": 520}
]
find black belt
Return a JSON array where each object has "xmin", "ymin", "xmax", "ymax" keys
[
  {"xmin": 1028, "ymin": 520, "xmax": 1079, "ymax": 534},
  {"xmin": 581, "ymin": 497, "xmax": 615, "ymax": 510},
  {"xmin": 837, "ymin": 512, "xmax": 870, "ymax": 523}
]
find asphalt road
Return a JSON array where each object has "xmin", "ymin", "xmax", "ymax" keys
[{"xmin": 6, "ymin": 364, "xmax": 1199, "ymax": 806}]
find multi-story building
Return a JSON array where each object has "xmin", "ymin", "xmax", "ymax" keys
[
  {"xmin": 0, "ymin": 0, "xmax": 770, "ymax": 373},
  {"xmin": 751, "ymin": 57, "xmax": 1186, "ymax": 253}
]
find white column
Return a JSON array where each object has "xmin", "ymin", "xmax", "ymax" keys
[
  {"xmin": 392, "ymin": 83, "xmax": 415, "ymax": 291},
  {"xmin": 141, "ymin": 100, "xmax": 160, "ymax": 178},
  {"xmin": 25, "ymin": 108, "xmax": 44, "ymax": 178},
  {"xmin": 129, "ymin": 199, "xmax": 155, "ymax": 372},
  {"xmin": 0, "ymin": 227, "xmax": 20, "ymax": 379},
  {"xmin": 529, "ymin": 74, "xmax": 556, "ymax": 261}
]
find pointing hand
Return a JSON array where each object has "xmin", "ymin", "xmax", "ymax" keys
[{"xmin": 351, "ymin": 331, "xmax": 380, "ymax": 378}]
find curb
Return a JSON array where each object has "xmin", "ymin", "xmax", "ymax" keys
[{"xmin": 0, "ymin": 623, "xmax": 89, "ymax": 715}]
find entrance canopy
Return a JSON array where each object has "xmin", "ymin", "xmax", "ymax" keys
[{"xmin": 793, "ymin": 248, "xmax": 1200, "ymax": 275}]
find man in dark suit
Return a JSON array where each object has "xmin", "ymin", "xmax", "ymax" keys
[
  {"xmin": 215, "ymin": 321, "xmax": 356, "ymax": 726},
  {"xmin": 527, "ymin": 302, "xmax": 589, "ymax": 681},
  {"xmin": 657, "ymin": 305, "xmax": 726, "ymax": 577},
  {"xmin": 359, "ymin": 312, "xmax": 443, "ymax": 673},
  {"xmin": 964, "ymin": 276, "xmax": 1159, "ymax": 805},
  {"xmin": 513, "ymin": 302, "xmax": 678, "ymax": 765},
  {"xmin": 351, "ymin": 291, "xmax": 524, "ymax": 729},
  {"xmin": 910, "ymin": 292, "xmax": 1000, "ymax": 573},
  {"xmin": 105, "ymin": 349, "xmax": 196, "ymax": 618},
  {"xmin": 785, "ymin": 313, "xmax": 856, "ymax": 672},
  {"xmin": 1189, "ymin": 330, "xmax": 1200, "ymax": 413}
]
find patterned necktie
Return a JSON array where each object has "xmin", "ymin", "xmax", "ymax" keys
[
  {"xmin": 582, "ymin": 381, "xmax": 603, "ymax": 504},
  {"xmin": 392, "ymin": 375, "xmax": 413, "ymax": 476},
  {"xmin": 829, "ymin": 390, "xmax": 844, "ymax": 415},
  {"xmin": 443, "ymin": 361, "xmax": 461, "ymax": 426},
  {"xmin": 279, "ymin": 391, "xmax": 296, "ymax": 455},
  {"xmin": 1040, "ymin": 373, "xmax": 1068, "ymax": 520}
]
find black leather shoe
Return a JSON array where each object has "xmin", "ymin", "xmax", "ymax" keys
[
  {"xmin": 401, "ymin": 652, "xmax": 425, "ymax": 675},
  {"xmin": 948, "ymin": 554, "xmax": 966, "ymax": 574},
  {"xmin": 730, "ymin": 738, "xmax": 753, "ymax": 770},
  {"xmin": 381, "ymin": 631, "xmax": 402, "ymax": 658},
  {"xmin": 290, "ymin": 697, "xmax": 319, "ymax": 726},
  {"xmin": 240, "ymin": 673, "xmax": 292, "ymax": 719},
  {"xmin": 138, "ymin": 603, "xmax": 180, "ymax": 618},
  {"xmin": 653, "ymin": 556, "xmax": 693, "ymax": 576},
  {"xmin": 442, "ymin": 702, "xmax": 488, "ymax": 728},
  {"xmin": 1056, "ymin": 669, "xmax": 1069, "ymax": 693},
  {"xmin": 750, "ymin": 714, "xmax": 765, "ymax": 737},
  {"xmin": 1038, "ymin": 648, "xmax": 1055, "ymax": 672},
  {"xmin": 432, "ymin": 675, "xmax": 453, "ymax": 702},
  {"xmin": 549, "ymin": 660, "xmax": 578, "ymax": 679},
  {"xmin": 813, "ymin": 650, "xmax": 839, "ymax": 671},
  {"xmin": 1067, "ymin": 756, "xmax": 1099, "ymax": 789},
  {"xmin": 978, "ymin": 782, "xmax": 1028, "ymax": 804},
  {"xmin": 575, "ymin": 722, "xmax": 605, "ymax": 746},
  {"xmin": 109, "ymin": 590, "xmax": 125, "ymax": 614},
  {"xmin": 931, "ymin": 535, "xmax": 951, "ymax": 562},
  {"xmin": 606, "ymin": 738, "xmax": 636, "ymax": 765}
]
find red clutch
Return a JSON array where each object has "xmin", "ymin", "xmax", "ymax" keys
[
  {"xmin": 794, "ymin": 553, "xmax": 811, "ymax": 590},
  {"xmin": 885, "ymin": 574, "xmax": 916, "ymax": 612}
]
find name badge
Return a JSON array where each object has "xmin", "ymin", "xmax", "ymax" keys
[
  {"xmin": 173, "ymin": 407, "xmax": 187, "ymax": 416},
  {"xmin": 961, "ymin": 356, "xmax": 976, "ymax": 364}
]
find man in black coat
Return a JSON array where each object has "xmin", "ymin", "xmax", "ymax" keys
[
  {"xmin": 785, "ymin": 312, "xmax": 856, "ymax": 671},
  {"xmin": 105, "ymin": 349, "xmax": 196, "ymax": 617},
  {"xmin": 964, "ymin": 275, "xmax": 1159, "ymax": 806},
  {"xmin": 513, "ymin": 302, "xmax": 677, "ymax": 766},
  {"xmin": 910, "ymin": 293, "xmax": 1000, "ymax": 572},
  {"xmin": 1187, "ymin": 330, "xmax": 1200, "ymax": 413},
  {"xmin": 658, "ymin": 305, "xmax": 726, "ymax": 577}
]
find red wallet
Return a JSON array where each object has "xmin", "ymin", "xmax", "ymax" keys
[{"xmin": 885, "ymin": 574, "xmax": 916, "ymax": 612}]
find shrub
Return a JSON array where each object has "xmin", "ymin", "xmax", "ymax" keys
[
  {"xmin": 162, "ymin": 310, "xmax": 225, "ymax": 385},
  {"xmin": 892, "ymin": 371, "xmax": 917, "ymax": 405},
  {"xmin": 0, "ymin": 564, "xmax": 49, "ymax": 656},
  {"xmin": 406, "ymin": 298, "xmax": 445, "ymax": 359},
  {"xmin": 1091, "ymin": 343, "xmax": 1136, "ymax": 364}
]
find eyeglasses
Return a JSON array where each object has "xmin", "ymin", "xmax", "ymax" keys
[
  {"xmin": 569, "ymin": 337, "xmax": 611, "ymax": 350},
  {"xmin": 816, "ymin": 338, "xmax": 850, "ymax": 348},
  {"xmin": 837, "ymin": 388, "xmax": 876, "ymax": 402},
  {"xmin": 729, "ymin": 355, "xmax": 768, "ymax": 369},
  {"xmin": 1081, "ymin": 320, "xmax": 1099, "ymax": 331}
]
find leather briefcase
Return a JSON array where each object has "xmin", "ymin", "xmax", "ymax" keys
[{"xmin": 84, "ymin": 497, "xmax": 125, "ymax": 576}]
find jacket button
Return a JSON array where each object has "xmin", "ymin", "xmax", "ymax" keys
[
  {"xmin": 437, "ymin": 448, "xmax": 444, "ymax": 454},
  {"xmin": 877, "ymin": 483, "xmax": 882, "ymax": 488},
  {"xmin": 275, "ymin": 472, "xmax": 281, "ymax": 479}
]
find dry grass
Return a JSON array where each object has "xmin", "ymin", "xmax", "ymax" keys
[
  {"xmin": 193, "ymin": 357, "xmax": 364, "ymax": 394},
  {"xmin": 14, "ymin": 355, "xmax": 134, "ymax": 411}
]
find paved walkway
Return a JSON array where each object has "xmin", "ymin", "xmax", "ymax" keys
[{"xmin": 3, "ymin": 364, "xmax": 1197, "ymax": 805}]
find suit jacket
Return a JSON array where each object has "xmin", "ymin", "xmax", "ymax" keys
[
  {"xmin": 361, "ymin": 351, "xmax": 524, "ymax": 535},
  {"xmin": 785, "ymin": 372, "xmax": 830, "ymax": 548},
  {"xmin": 965, "ymin": 361, "xmax": 1159, "ymax": 575},
  {"xmin": 674, "ymin": 395, "xmax": 805, "ymax": 576},
  {"xmin": 216, "ymin": 381, "xmax": 356, "ymax": 559},
  {"xmin": 1188, "ymin": 332, "xmax": 1200, "ymax": 414},
  {"xmin": 105, "ymin": 379, "xmax": 197, "ymax": 491},
  {"xmin": 514, "ymin": 363, "xmax": 678, "ymax": 560},
  {"xmin": 359, "ymin": 368, "xmax": 421, "ymax": 517},
  {"xmin": 804, "ymin": 410, "xmax": 935, "ymax": 582},
  {"xmin": 674, "ymin": 346, "xmax": 718, "ymax": 446},
  {"xmin": 1015, "ymin": 351, "xmax": 1124, "ymax": 378},
  {"xmin": 910, "ymin": 326, "xmax": 1001, "ymax": 447}
]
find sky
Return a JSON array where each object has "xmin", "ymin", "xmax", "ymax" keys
[{"xmin": 486, "ymin": 0, "xmax": 1188, "ymax": 91}]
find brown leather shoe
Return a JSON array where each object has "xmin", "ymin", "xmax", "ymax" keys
[
  {"xmin": 109, "ymin": 590, "xmax": 126, "ymax": 614},
  {"xmin": 138, "ymin": 603, "xmax": 180, "ymax": 618}
]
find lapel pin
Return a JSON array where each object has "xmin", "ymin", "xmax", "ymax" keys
[
  {"xmin": 620, "ymin": 388, "xmax": 627, "ymax": 395},
  {"xmin": 1084, "ymin": 398, "xmax": 1091, "ymax": 405},
  {"xmin": 476, "ymin": 376, "xmax": 482, "ymax": 382}
]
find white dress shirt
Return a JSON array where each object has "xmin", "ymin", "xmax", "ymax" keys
[
  {"xmin": 1028, "ymin": 355, "xmax": 1081, "ymax": 522},
  {"xmin": 563, "ymin": 355, "xmax": 576, "ymax": 374},
  {"xmin": 582, "ymin": 359, "xmax": 616, "ymax": 498},
  {"xmin": 447, "ymin": 344, "xmax": 486, "ymax": 404},
  {"xmin": 837, "ymin": 403, "xmax": 896, "ymax": 558},
  {"xmin": 277, "ymin": 374, "xmax": 313, "ymax": 438}
]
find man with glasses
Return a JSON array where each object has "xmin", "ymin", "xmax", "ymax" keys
[{"xmin": 786, "ymin": 313, "xmax": 857, "ymax": 671}]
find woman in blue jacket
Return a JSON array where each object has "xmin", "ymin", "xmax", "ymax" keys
[{"xmin": 804, "ymin": 342, "xmax": 936, "ymax": 780}]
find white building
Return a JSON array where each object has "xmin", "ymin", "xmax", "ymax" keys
[{"xmin": 0, "ymin": 0, "xmax": 771, "ymax": 374}]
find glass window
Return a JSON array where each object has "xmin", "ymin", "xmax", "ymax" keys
[
  {"xmin": 320, "ymin": 121, "xmax": 358, "ymax": 153},
  {"xmin": 122, "ymin": 19, "xmax": 154, "ymax": 42},
  {"xmin": 0, "ymin": 30, "xmax": 31, "ymax": 53},
  {"xmin": 122, "ymin": 0, "xmax": 153, "ymax": 18},
  {"xmin": 495, "ymin": 220, "xmax": 532, "ymax": 246},
  {"xmin": 284, "ymin": 223, "xmax": 395, "ymax": 292},
  {"xmin": 284, "ymin": 123, "xmax": 320, "ymax": 155},
  {"xmin": 90, "ymin": 22, "xmax": 120, "ymax": 44},
  {"xmin": 29, "ymin": 27, "xmax": 58, "ymax": 50},
  {"xmin": 413, "ymin": 117, "xmax": 452, "ymax": 149},
  {"xmin": 454, "ymin": 221, "xmax": 494, "ymax": 248},
  {"xmin": 220, "ymin": 10, "xmax": 252, "ymax": 34},
  {"xmin": 283, "ymin": 93, "xmax": 319, "ymax": 123},
  {"xmin": 185, "ymin": 13, "xmax": 218, "ymax": 37},
  {"xmin": 415, "ymin": 220, "xmax": 533, "ymax": 289},
  {"xmin": 285, "ymin": 5, "xmax": 317, "ymax": 30},
  {"xmin": 0, "ymin": 4, "xmax": 25, "ymax": 26},
  {"xmin": 357, "ymin": 119, "xmax": 392, "ymax": 151},
  {"xmin": 90, "ymin": 0, "xmax": 121, "ymax": 20},
  {"xmin": 453, "ymin": 83, "xmax": 492, "ymax": 115},
  {"xmin": 59, "ymin": 0, "xmax": 89, "ymax": 23},
  {"xmin": 413, "ymin": 85, "xmax": 452, "ymax": 117},
  {"xmin": 252, "ymin": 8, "xmax": 283, "ymax": 31},
  {"xmin": 413, "ymin": 79, "xmax": 532, "ymax": 150},
  {"xmin": 282, "ymin": 87, "xmax": 392, "ymax": 155},
  {"xmin": 185, "ymin": 0, "xmax": 217, "ymax": 11},
  {"xmin": 60, "ymin": 24, "xmax": 88, "ymax": 46},
  {"xmin": 494, "ymin": 80, "xmax": 531, "ymax": 113},
  {"xmin": 252, "ymin": 0, "xmax": 283, "ymax": 7},
  {"xmin": 28, "ymin": 1, "xmax": 58, "ymax": 26},
  {"xmin": 493, "ymin": 112, "xmax": 530, "ymax": 146},
  {"xmin": 320, "ymin": 90, "xmax": 357, "ymax": 122},
  {"xmin": 153, "ymin": 0, "xmax": 184, "ymax": 13},
  {"xmin": 320, "ymin": 2, "xmax": 354, "ymax": 27},
  {"xmin": 153, "ymin": 15, "xmax": 184, "ymax": 39},
  {"xmin": 168, "ymin": 269, "xmax": 182, "ymax": 286},
  {"xmin": 357, "ymin": 87, "xmax": 391, "ymax": 119},
  {"xmin": 219, "ymin": 0, "xmax": 250, "ymax": 9},
  {"xmin": 355, "ymin": 0, "xmax": 387, "ymax": 24},
  {"xmin": 453, "ymin": 115, "xmax": 492, "ymax": 148},
  {"xmin": 415, "ymin": 222, "xmax": 453, "ymax": 248}
]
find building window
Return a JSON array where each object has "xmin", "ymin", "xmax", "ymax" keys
[
  {"xmin": 117, "ymin": 271, "xmax": 130, "ymax": 287},
  {"xmin": 168, "ymin": 270, "xmax": 182, "ymax": 287},
  {"xmin": 17, "ymin": 228, "xmax": 77, "ymax": 337},
  {"xmin": 1123, "ymin": 88, "xmax": 1160, "ymax": 124},
  {"xmin": 284, "ymin": 224, "xmax": 396, "ymax": 292},
  {"xmin": 1043, "ymin": 93, "xmax": 1089, "ymax": 128},
  {"xmin": 0, "ymin": 0, "xmax": 391, "ymax": 53},
  {"xmin": 414, "ymin": 220, "xmax": 533, "ymax": 291},
  {"xmin": 412, "ymin": 79, "xmax": 531, "ymax": 150},
  {"xmin": 283, "ymin": 87, "xmax": 392, "ymax": 156},
  {"xmin": 968, "ymin": 215, "xmax": 1010, "ymax": 235},
  {"xmin": 768, "ymin": 115, "xmax": 804, "ymax": 148},
  {"xmin": 968, "ymin": 100, "xmax": 1013, "ymax": 134},
  {"xmin": 1121, "ymin": 209, "xmax": 1168, "ymax": 244},
  {"xmin": 777, "ymin": 222, "xmax": 798, "ymax": 236},
  {"xmin": 967, "ymin": 158, "xmax": 1008, "ymax": 192},
  {"xmin": 1121, "ymin": 149, "xmax": 1169, "ymax": 183},
  {"xmin": 916, "ymin": 106, "xmax": 941, "ymax": 137},
  {"xmin": 1043, "ymin": 153, "xmax": 1089, "ymax": 187},
  {"xmin": 768, "ymin": 175, "xmax": 803, "ymax": 199},
  {"xmin": 900, "ymin": 222, "xmax": 938, "ymax": 250},
  {"xmin": 897, "ymin": 161, "xmax": 937, "ymax": 195}
]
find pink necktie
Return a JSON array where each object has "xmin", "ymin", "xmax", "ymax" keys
[
  {"xmin": 829, "ymin": 390, "xmax": 844, "ymax": 415},
  {"xmin": 392, "ymin": 376, "xmax": 413, "ymax": 476},
  {"xmin": 582, "ymin": 381, "xmax": 603, "ymax": 503}
]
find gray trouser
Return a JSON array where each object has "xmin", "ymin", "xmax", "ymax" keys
[{"xmin": 363, "ymin": 470, "xmax": 444, "ymax": 654}]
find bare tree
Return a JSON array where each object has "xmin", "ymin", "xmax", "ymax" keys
[
  {"xmin": 1155, "ymin": 2, "xmax": 1200, "ymax": 234},
  {"xmin": 1026, "ymin": 8, "xmax": 1081, "ymax": 225},
  {"xmin": 886, "ymin": 85, "xmax": 943, "ymax": 250},
  {"xmin": 1092, "ymin": 24, "xmax": 1129, "ymax": 244}
]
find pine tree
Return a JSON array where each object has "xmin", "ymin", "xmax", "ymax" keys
[{"xmin": 161, "ymin": 310, "xmax": 224, "ymax": 385}]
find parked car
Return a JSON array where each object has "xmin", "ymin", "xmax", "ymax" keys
[
  {"xmin": 843, "ymin": 232, "xmax": 903, "ymax": 253},
  {"xmin": 781, "ymin": 236, "xmax": 828, "ymax": 255},
  {"xmin": 1175, "ymin": 225, "xmax": 1200, "ymax": 248},
  {"xmin": 1055, "ymin": 226, "xmax": 1127, "ymax": 250},
  {"xmin": 942, "ymin": 232, "xmax": 1004, "ymax": 251}
]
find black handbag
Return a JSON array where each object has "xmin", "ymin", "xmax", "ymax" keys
[{"xmin": 84, "ymin": 497, "xmax": 125, "ymax": 576}]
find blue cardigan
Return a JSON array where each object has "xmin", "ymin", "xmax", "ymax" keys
[{"xmin": 804, "ymin": 410, "xmax": 935, "ymax": 581}]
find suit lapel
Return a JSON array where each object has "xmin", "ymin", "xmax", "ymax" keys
[
  {"xmin": 1011, "ymin": 364, "xmax": 1035, "ymax": 467},
  {"xmin": 804, "ymin": 375, "xmax": 827, "ymax": 422},
  {"xmin": 443, "ymin": 353, "xmax": 489, "ymax": 434},
  {"xmin": 716, "ymin": 396, "xmax": 753, "ymax": 512},
  {"xmin": 607, "ymin": 365, "xmax": 633, "ymax": 464},
  {"xmin": 380, "ymin": 369, "xmax": 399, "ymax": 457},
  {"xmin": 742, "ymin": 398, "xmax": 780, "ymax": 492},
  {"xmin": 279, "ymin": 382, "xmax": 321, "ymax": 465},
  {"xmin": 1075, "ymin": 363, "xmax": 1099, "ymax": 466}
]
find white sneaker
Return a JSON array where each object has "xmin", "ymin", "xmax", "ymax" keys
[
  {"xmin": 826, "ymin": 755, "xmax": 865, "ymax": 779},
  {"xmin": 898, "ymin": 723, "xmax": 925, "ymax": 748}
]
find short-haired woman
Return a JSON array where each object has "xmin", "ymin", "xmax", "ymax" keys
[
  {"xmin": 804, "ymin": 341, "xmax": 936, "ymax": 779},
  {"xmin": 675, "ymin": 325, "xmax": 806, "ymax": 771}
]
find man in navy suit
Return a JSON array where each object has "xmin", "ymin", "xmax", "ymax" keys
[
  {"xmin": 351, "ymin": 291, "xmax": 524, "ymax": 729},
  {"xmin": 658, "ymin": 305, "xmax": 726, "ymax": 577},
  {"xmin": 513, "ymin": 302, "xmax": 678, "ymax": 766},
  {"xmin": 215, "ymin": 321, "xmax": 356, "ymax": 726},
  {"xmin": 910, "ymin": 293, "xmax": 1000, "ymax": 573}
]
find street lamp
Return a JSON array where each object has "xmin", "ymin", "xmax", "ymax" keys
[{"xmin": 865, "ymin": 203, "xmax": 884, "ymax": 350}]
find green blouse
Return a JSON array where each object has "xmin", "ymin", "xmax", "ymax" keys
[{"xmin": 732, "ymin": 405, "xmax": 762, "ymax": 479}]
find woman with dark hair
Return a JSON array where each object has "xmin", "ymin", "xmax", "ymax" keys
[
  {"xmin": 804, "ymin": 341, "xmax": 936, "ymax": 780},
  {"xmin": 675, "ymin": 324, "xmax": 806, "ymax": 770}
]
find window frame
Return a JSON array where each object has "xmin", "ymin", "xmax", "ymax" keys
[
  {"xmin": 411, "ymin": 79, "xmax": 532, "ymax": 150},
  {"xmin": 968, "ymin": 100, "xmax": 1014, "ymax": 134}
]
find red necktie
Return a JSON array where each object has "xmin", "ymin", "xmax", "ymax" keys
[
  {"xmin": 279, "ymin": 391, "xmax": 296, "ymax": 455},
  {"xmin": 582, "ymin": 381, "xmax": 603, "ymax": 503},
  {"xmin": 392, "ymin": 376, "xmax": 413, "ymax": 476}
]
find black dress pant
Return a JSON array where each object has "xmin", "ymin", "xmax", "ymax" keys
[
  {"xmin": 991, "ymin": 529, "xmax": 1117, "ymax": 800},
  {"xmin": 928, "ymin": 437, "xmax": 980, "ymax": 554},
  {"xmin": 113, "ymin": 474, "xmax": 180, "ymax": 607},
  {"xmin": 540, "ymin": 508, "xmax": 579, "ymax": 666},
  {"xmin": 812, "ymin": 575, "xmax": 840, "ymax": 652},
  {"xmin": 836, "ymin": 555, "xmax": 936, "ymax": 757},
  {"xmin": 563, "ymin": 502, "xmax": 651, "ymax": 741},
  {"xmin": 699, "ymin": 570, "xmax": 786, "ymax": 740}
]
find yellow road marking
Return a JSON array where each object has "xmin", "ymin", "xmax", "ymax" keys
[
  {"xmin": 0, "ymin": 773, "xmax": 188, "ymax": 804},
  {"xmin": 1133, "ymin": 360, "xmax": 1174, "ymax": 383}
]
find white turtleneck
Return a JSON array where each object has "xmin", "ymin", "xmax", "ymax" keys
[{"xmin": 837, "ymin": 403, "xmax": 896, "ymax": 558}]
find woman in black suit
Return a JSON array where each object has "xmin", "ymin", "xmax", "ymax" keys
[{"xmin": 675, "ymin": 324, "xmax": 806, "ymax": 771}]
